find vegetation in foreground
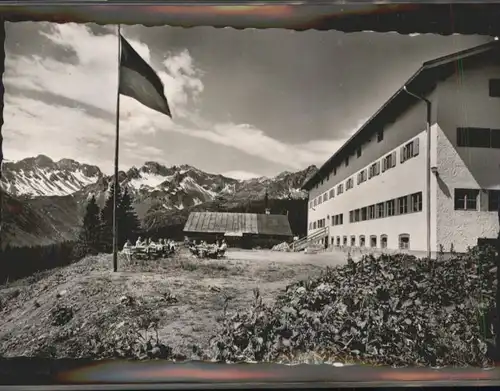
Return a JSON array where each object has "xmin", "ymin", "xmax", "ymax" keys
[
  {"xmin": 1, "ymin": 245, "xmax": 496, "ymax": 367},
  {"xmin": 210, "ymin": 247, "xmax": 497, "ymax": 367}
]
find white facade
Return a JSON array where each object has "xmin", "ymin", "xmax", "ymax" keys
[{"xmin": 306, "ymin": 45, "xmax": 500, "ymax": 254}]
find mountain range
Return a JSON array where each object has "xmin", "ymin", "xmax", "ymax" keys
[{"xmin": 1, "ymin": 155, "xmax": 317, "ymax": 248}]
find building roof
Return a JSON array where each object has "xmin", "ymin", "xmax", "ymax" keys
[
  {"xmin": 183, "ymin": 212, "xmax": 293, "ymax": 237},
  {"xmin": 302, "ymin": 40, "xmax": 500, "ymax": 191}
]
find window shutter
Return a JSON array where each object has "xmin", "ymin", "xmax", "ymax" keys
[
  {"xmin": 480, "ymin": 189, "xmax": 488, "ymax": 212},
  {"xmin": 376, "ymin": 161, "xmax": 380, "ymax": 175},
  {"xmin": 413, "ymin": 138, "xmax": 420, "ymax": 156},
  {"xmin": 400, "ymin": 146, "xmax": 405, "ymax": 163},
  {"xmin": 391, "ymin": 151, "xmax": 397, "ymax": 167},
  {"xmin": 382, "ymin": 158, "xmax": 387, "ymax": 172}
]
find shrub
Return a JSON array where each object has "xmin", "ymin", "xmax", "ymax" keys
[{"xmin": 209, "ymin": 246, "xmax": 497, "ymax": 367}]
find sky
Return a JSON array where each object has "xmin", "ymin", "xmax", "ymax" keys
[{"xmin": 3, "ymin": 23, "xmax": 493, "ymax": 179}]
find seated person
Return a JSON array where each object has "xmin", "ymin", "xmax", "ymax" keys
[
  {"xmin": 135, "ymin": 237, "xmax": 145, "ymax": 247},
  {"xmin": 219, "ymin": 240, "xmax": 228, "ymax": 252},
  {"xmin": 123, "ymin": 240, "xmax": 132, "ymax": 250}
]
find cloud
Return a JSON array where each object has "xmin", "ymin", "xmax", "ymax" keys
[{"xmin": 4, "ymin": 23, "xmax": 352, "ymax": 175}]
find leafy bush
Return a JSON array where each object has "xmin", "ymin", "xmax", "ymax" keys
[{"xmin": 209, "ymin": 247, "xmax": 497, "ymax": 367}]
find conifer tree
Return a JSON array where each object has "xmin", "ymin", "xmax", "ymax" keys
[
  {"xmin": 74, "ymin": 195, "xmax": 101, "ymax": 257},
  {"xmin": 99, "ymin": 182, "xmax": 121, "ymax": 253},
  {"xmin": 118, "ymin": 187, "xmax": 141, "ymax": 247}
]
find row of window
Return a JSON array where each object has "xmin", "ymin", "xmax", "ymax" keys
[
  {"xmin": 310, "ymin": 213, "xmax": 344, "ymax": 230},
  {"xmin": 454, "ymin": 188, "xmax": 500, "ymax": 211},
  {"xmin": 311, "ymin": 188, "xmax": 500, "ymax": 229},
  {"xmin": 309, "ymin": 191, "xmax": 422, "ymax": 231},
  {"xmin": 309, "ymin": 137, "xmax": 420, "ymax": 209},
  {"xmin": 310, "ymin": 78, "xmax": 500, "ymax": 193},
  {"xmin": 312, "ymin": 130, "xmax": 385, "ymax": 192},
  {"xmin": 330, "ymin": 233, "xmax": 410, "ymax": 250},
  {"xmin": 349, "ymin": 191, "xmax": 423, "ymax": 223}
]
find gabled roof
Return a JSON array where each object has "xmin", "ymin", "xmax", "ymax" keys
[
  {"xmin": 302, "ymin": 40, "xmax": 500, "ymax": 191},
  {"xmin": 183, "ymin": 212, "xmax": 293, "ymax": 237}
]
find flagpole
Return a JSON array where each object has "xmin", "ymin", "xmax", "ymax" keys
[{"xmin": 112, "ymin": 24, "xmax": 122, "ymax": 273}]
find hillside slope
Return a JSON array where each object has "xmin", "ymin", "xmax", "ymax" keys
[
  {"xmin": 1, "ymin": 189, "xmax": 80, "ymax": 249},
  {"xmin": 0, "ymin": 249, "xmax": 329, "ymax": 359}
]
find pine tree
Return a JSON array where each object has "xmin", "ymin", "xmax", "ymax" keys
[
  {"xmin": 118, "ymin": 187, "xmax": 141, "ymax": 247},
  {"xmin": 75, "ymin": 195, "xmax": 101, "ymax": 257},
  {"xmin": 99, "ymin": 182, "xmax": 122, "ymax": 253}
]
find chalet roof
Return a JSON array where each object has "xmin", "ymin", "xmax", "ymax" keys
[
  {"xmin": 302, "ymin": 40, "xmax": 500, "ymax": 191},
  {"xmin": 183, "ymin": 212, "xmax": 293, "ymax": 237}
]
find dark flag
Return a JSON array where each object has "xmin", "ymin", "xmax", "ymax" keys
[{"xmin": 119, "ymin": 35, "xmax": 172, "ymax": 118}]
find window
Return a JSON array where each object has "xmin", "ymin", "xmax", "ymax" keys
[
  {"xmin": 488, "ymin": 190, "xmax": 500, "ymax": 211},
  {"xmin": 349, "ymin": 211, "xmax": 354, "ymax": 223},
  {"xmin": 401, "ymin": 138, "xmax": 420, "ymax": 163},
  {"xmin": 369, "ymin": 161, "xmax": 380, "ymax": 179},
  {"xmin": 345, "ymin": 156, "xmax": 349, "ymax": 167},
  {"xmin": 411, "ymin": 192, "xmax": 423, "ymax": 212},
  {"xmin": 309, "ymin": 223, "xmax": 312, "ymax": 230},
  {"xmin": 350, "ymin": 236, "xmax": 356, "ymax": 247},
  {"xmin": 354, "ymin": 209, "xmax": 360, "ymax": 222},
  {"xmin": 343, "ymin": 236, "xmax": 347, "ymax": 246},
  {"xmin": 313, "ymin": 221, "xmax": 317, "ymax": 229},
  {"xmin": 454, "ymin": 188, "xmax": 479, "ymax": 211},
  {"xmin": 346, "ymin": 177, "xmax": 354, "ymax": 190},
  {"xmin": 329, "ymin": 189, "xmax": 335, "ymax": 199},
  {"xmin": 381, "ymin": 235, "xmax": 388, "ymax": 249},
  {"xmin": 398, "ymin": 196, "xmax": 408, "ymax": 214},
  {"xmin": 399, "ymin": 234, "xmax": 410, "ymax": 250},
  {"xmin": 331, "ymin": 237, "xmax": 335, "ymax": 246},
  {"xmin": 313, "ymin": 198, "xmax": 317, "ymax": 207},
  {"xmin": 332, "ymin": 214, "xmax": 343, "ymax": 226},
  {"xmin": 457, "ymin": 128, "xmax": 500, "ymax": 149},
  {"xmin": 492, "ymin": 130, "xmax": 500, "ymax": 149},
  {"xmin": 489, "ymin": 79, "xmax": 500, "ymax": 97},
  {"xmin": 368, "ymin": 205, "xmax": 375, "ymax": 219},
  {"xmin": 386, "ymin": 199, "xmax": 395, "ymax": 216},
  {"xmin": 457, "ymin": 127, "xmax": 492, "ymax": 148},
  {"xmin": 357, "ymin": 147, "xmax": 362, "ymax": 158},
  {"xmin": 370, "ymin": 235, "xmax": 377, "ymax": 248},
  {"xmin": 377, "ymin": 129, "xmax": 384, "ymax": 142},
  {"xmin": 318, "ymin": 197, "xmax": 322, "ymax": 205},
  {"xmin": 308, "ymin": 201, "xmax": 312, "ymax": 209},
  {"xmin": 323, "ymin": 193, "xmax": 328, "ymax": 202},
  {"xmin": 376, "ymin": 202, "xmax": 385, "ymax": 218},
  {"xmin": 382, "ymin": 151, "xmax": 397, "ymax": 172},
  {"xmin": 337, "ymin": 184, "xmax": 344, "ymax": 195},
  {"xmin": 336, "ymin": 237, "xmax": 341, "ymax": 246},
  {"xmin": 357, "ymin": 169, "xmax": 367, "ymax": 185},
  {"xmin": 359, "ymin": 235, "xmax": 366, "ymax": 247},
  {"xmin": 361, "ymin": 207, "xmax": 367, "ymax": 221}
]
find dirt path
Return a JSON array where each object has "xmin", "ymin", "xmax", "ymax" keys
[{"xmin": 0, "ymin": 248, "xmax": 349, "ymax": 358}]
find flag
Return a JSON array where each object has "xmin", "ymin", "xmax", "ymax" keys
[{"xmin": 119, "ymin": 35, "xmax": 172, "ymax": 118}]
